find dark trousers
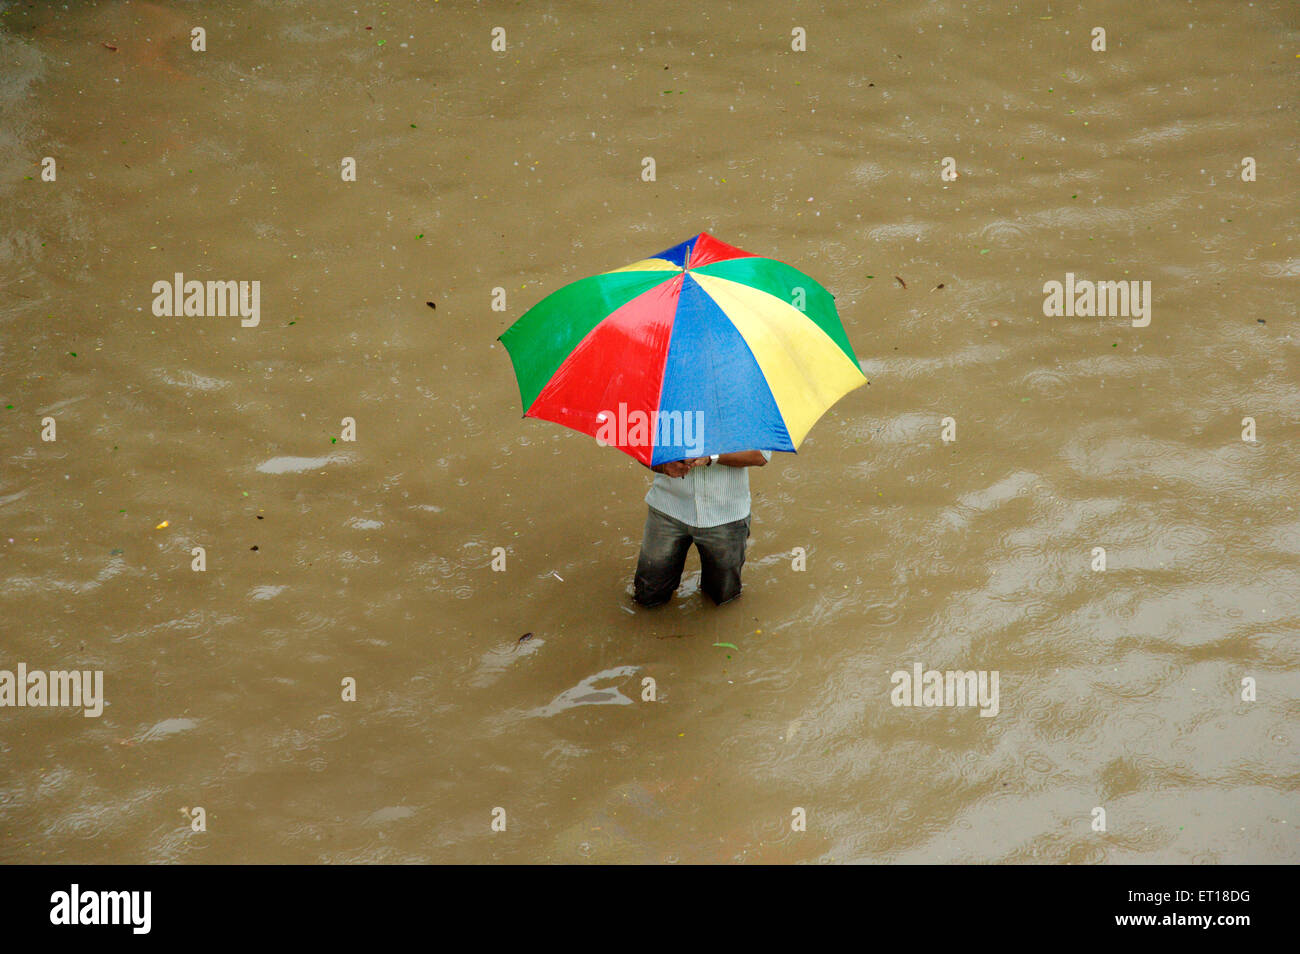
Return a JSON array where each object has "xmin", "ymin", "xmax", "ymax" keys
[{"xmin": 634, "ymin": 506, "xmax": 751, "ymax": 607}]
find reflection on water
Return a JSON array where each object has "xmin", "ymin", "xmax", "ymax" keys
[{"xmin": 527, "ymin": 666, "xmax": 640, "ymax": 718}]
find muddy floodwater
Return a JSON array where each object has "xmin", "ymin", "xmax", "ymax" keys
[{"xmin": 1, "ymin": 0, "xmax": 1297, "ymax": 864}]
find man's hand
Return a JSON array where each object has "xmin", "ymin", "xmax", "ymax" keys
[
  {"xmin": 652, "ymin": 459, "xmax": 701, "ymax": 478},
  {"xmin": 649, "ymin": 453, "xmax": 766, "ymax": 477}
]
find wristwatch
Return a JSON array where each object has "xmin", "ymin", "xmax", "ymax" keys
[{"xmin": 709, "ymin": 454, "xmax": 719, "ymax": 466}]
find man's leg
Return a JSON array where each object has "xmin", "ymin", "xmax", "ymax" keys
[
  {"xmin": 634, "ymin": 507, "xmax": 692, "ymax": 607},
  {"xmin": 694, "ymin": 514, "xmax": 751, "ymax": 606}
]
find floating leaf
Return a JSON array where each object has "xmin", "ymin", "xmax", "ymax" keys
[{"xmin": 712, "ymin": 642, "xmax": 739, "ymax": 650}]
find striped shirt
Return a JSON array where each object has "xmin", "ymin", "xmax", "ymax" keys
[{"xmin": 645, "ymin": 451, "xmax": 773, "ymax": 528}]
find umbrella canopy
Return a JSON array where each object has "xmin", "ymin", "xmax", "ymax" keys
[{"xmin": 498, "ymin": 232, "xmax": 867, "ymax": 465}]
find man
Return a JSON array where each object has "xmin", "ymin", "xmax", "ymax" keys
[{"xmin": 633, "ymin": 450, "xmax": 772, "ymax": 607}]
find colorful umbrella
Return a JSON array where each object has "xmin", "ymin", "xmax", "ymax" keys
[{"xmin": 498, "ymin": 232, "xmax": 867, "ymax": 465}]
